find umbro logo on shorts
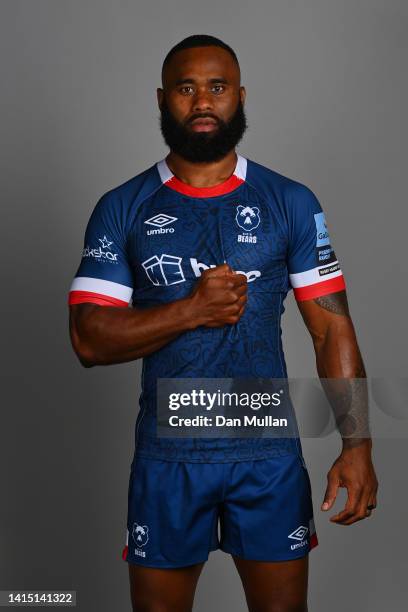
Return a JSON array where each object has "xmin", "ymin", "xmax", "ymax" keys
[
  {"xmin": 288, "ymin": 525, "xmax": 308, "ymax": 550},
  {"xmin": 288, "ymin": 525, "xmax": 308, "ymax": 541}
]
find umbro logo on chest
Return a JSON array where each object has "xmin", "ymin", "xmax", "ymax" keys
[{"xmin": 144, "ymin": 213, "xmax": 178, "ymax": 235}]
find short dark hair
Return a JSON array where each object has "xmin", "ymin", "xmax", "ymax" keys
[{"xmin": 161, "ymin": 34, "xmax": 239, "ymax": 82}]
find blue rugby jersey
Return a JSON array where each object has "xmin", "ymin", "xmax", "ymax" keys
[{"xmin": 69, "ymin": 154, "xmax": 345, "ymax": 462}]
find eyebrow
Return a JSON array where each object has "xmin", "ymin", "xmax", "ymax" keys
[{"xmin": 174, "ymin": 77, "xmax": 229, "ymax": 86}]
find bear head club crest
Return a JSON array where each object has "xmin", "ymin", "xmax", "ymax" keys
[
  {"xmin": 235, "ymin": 205, "xmax": 261, "ymax": 232},
  {"xmin": 132, "ymin": 523, "xmax": 149, "ymax": 548}
]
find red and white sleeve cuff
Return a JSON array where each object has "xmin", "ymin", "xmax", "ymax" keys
[
  {"xmin": 290, "ymin": 265, "xmax": 346, "ymax": 301},
  {"xmin": 68, "ymin": 277, "xmax": 133, "ymax": 307}
]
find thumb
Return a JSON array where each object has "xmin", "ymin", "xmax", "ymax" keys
[
  {"xmin": 222, "ymin": 262, "xmax": 234, "ymax": 274},
  {"xmin": 204, "ymin": 263, "xmax": 232, "ymax": 278},
  {"xmin": 322, "ymin": 475, "xmax": 339, "ymax": 511}
]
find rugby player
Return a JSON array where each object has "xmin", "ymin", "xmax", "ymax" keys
[{"xmin": 69, "ymin": 34, "xmax": 378, "ymax": 612}]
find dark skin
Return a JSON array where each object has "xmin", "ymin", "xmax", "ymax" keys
[
  {"xmin": 298, "ymin": 294, "xmax": 378, "ymax": 525},
  {"xmin": 158, "ymin": 45, "xmax": 246, "ymax": 187},
  {"xmin": 70, "ymin": 46, "xmax": 378, "ymax": 612}
]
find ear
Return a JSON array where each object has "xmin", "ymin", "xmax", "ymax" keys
[
  {"xmin": 157, "ymin": 88, "xmax": 164, "ymax": 110},
  {"xmin": 239, "ymin": 86, "xmax": 246, "ymax": 106}
]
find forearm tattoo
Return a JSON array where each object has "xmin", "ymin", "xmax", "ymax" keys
[
  {"xmin": 314, "ymin": 291, "xmax": 370, "ymax": 446},
  {"xmin": 321, "ymin": 375, "xmax": 370, "ymax": 447}
]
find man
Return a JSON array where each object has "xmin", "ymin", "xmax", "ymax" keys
[{"xmin": 69, "ymin": 35, "xmax": 378, "ymax": 612}]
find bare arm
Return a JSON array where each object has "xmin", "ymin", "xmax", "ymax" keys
[
  {"xmin": 69, "ymin": 264, "xmax": 247, "ymax": 367},
  {"xmin": 297, "ymin": 290, "xmax": 378, "ymax": 525},
  {"xmin": 69, "ymin": 298, "xmax": 195, "ymax": 367}
]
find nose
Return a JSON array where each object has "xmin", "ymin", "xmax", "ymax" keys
[{"xmin": 192, "ymin": 88, "xmax": 213, "ymax": 112}]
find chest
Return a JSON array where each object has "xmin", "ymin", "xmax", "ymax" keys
[{"xmin": 127, "ymin": 193, "xmax": 289, "ymax": 302}]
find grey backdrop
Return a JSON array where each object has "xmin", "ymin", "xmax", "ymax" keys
[{"xmin": 1, "ymin": 0, "xmax": 407, "ymax": 610}]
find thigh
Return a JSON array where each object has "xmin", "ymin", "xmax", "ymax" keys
[
  {"xmin": 128, "ymin": 561, "xmax": 205, "ymax": 612},
  {"xmin": 233, "ymin": 555, "xmax": 309, "ymax": 612}
]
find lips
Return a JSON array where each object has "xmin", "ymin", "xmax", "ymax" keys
[
  {"xmin": 189, "ymin": 117, "xmax": 219, "ymax": 132},
  {"xmin": 191, "ymin": 117, "xmax": 217, "ymax": 125}
]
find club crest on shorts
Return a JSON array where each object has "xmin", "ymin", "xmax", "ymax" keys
[
  {"xmin": 132, "ymin": 523, "xmax": 149, "ymax": 548},
  {"xmin": 235, "ymin": 205, "xmax": 260, "ymax": 244}
]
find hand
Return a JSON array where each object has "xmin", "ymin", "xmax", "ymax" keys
[
  {"xmin": 321, "ymin": 440, "xmax": 378, "ymax": 525},
  {"xmin": 188, "ymin": 263, "xmax": 248, "ymax": 328}
]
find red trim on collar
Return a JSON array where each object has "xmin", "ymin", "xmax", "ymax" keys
[{"xmin": 164, "ymin": 173, "xmax": 244, "ymax": 197}]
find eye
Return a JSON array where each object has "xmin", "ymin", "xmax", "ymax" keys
[
  {"xmin": 180, "ymin": 86, "xmax": 194, "ymax": 95},
  {"xmin": 211, "ymin": 85, "xmax": 225, "ymax": 94}
]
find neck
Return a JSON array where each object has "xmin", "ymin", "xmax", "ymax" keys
[{"xmin": 165, "ymin": 150, "xmax": 237, "ymax": 188}]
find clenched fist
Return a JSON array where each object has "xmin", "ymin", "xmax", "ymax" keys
[{"xmin": 188, "ymin": 263, "xmax": 248, "ymax": 328}]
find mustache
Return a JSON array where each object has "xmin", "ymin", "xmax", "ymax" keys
[{"xmin": 186, "ymin": 113, "xmax": 220, "ymax": 125}]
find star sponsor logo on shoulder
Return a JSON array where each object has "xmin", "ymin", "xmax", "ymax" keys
[
  {"xmin": 144, "ymin": 213, "xmax": 178, "ymax": 236},
  {"xmin": 235, "ymin": 205, "xmax": 260, "ymax": 244},
  {"xmin": 99, "ymin": 236, "xmax": 113, "ymax": 249},
  {"xmin": 82, "ymin": 235, "xmax": 118, "ymax": 263}
]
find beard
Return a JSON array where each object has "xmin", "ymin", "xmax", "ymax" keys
[{"xmin": 159, "ymin": 98, "xmax": 248, "ymax": 163}]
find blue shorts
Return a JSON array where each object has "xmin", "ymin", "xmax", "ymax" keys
[{"xmin": 122, "ymin": 454, "xmax": 318, "ymax": 568}]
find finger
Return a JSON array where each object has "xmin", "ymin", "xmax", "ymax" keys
[
  {"xmin": 227, "ymin": 296, "xmax": 247, "ymax": 319},
  {"xmin": 237, "ymin": 299, "xmax": 247, "ymax": 317},
  {"xmin": 233, "ymin": 271, "xmax": 248, "ymax": 281},
  {"xmin": 330, "ymin": 487, "xmax": 363, "ymax": 524},
  {"xmin": 232, "ymin": 286, "xmax": 248, "ymax": 300},
  {"xmin": 204, "ymin": 263, "xmax": 233, "ymax": 277},
  {"xmin": 330, "ymin": 485, "xmax": 362, "ymax": 523},
  {"xmin": 346, "ymin": 488, "xmax": 373, "ymax": 524},
  {"xmin": 372, "ymin": 482, "xmax": 378, "ymax": 508},
  {"xmin": 349, "ymin": 484, "xmax": 378, "ymax": 523},
  {"xmin": 209, "ymin": 276, "xmax": 247, "ymax": 293},
  {"xmin": 235, "ymin": 294, "xmax": 247, "ymax": 307},
  {"xmin": 321, "ymin": 476, "xmax": 340, "ymax": 511},
  {"xmin": 221, "ymin": 284, "xmax": 247, "ymax": 302},
  {"xmin": 230, "ymin": 274, "xmax": 248, "ymax": 287},
  {"xmin": 364, "ymin": 490, "xmax": 378, "ymax": 517}
]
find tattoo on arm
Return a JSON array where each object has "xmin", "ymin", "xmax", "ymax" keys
[
  {"xmin": 314, "ymin": 290, "xmax": 350, "ymax": 316},
  {"xmin": 313, "ymin": 291, "xmax": 370, "ymax": 446}
]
